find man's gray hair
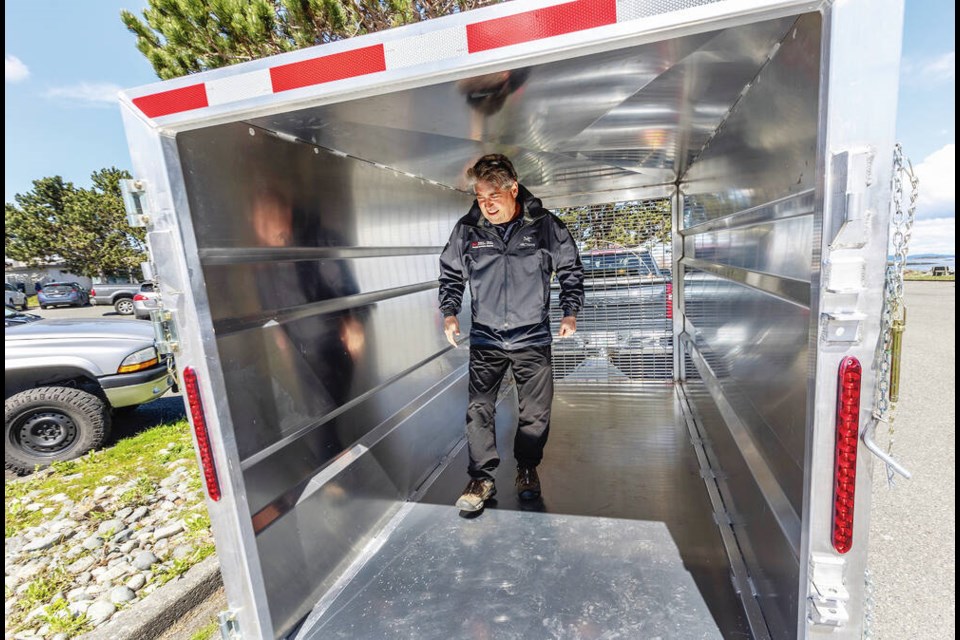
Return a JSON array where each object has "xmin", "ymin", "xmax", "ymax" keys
[{"xmin": 467, "ymin": 154, "xmax": 518, "ymax": 189}]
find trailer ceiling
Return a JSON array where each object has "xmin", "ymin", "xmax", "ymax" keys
[{"xmin": 247, "ymin": 15, "xmax": 799, "ymax": 201}]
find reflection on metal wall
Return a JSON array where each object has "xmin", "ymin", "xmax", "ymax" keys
[
  {"xmin": 247, "ymin": 16, "xmax": 796, "ymax": 202},
  {"xmin": 176, "ymin": 124, "xmax": 473, "ymax": 637},
  {"xmin": 682, "ymin": 13, "xmax": 820, "ymax": 225},
  {"xmin": 549, "ymin": 200, "xmax": 673, "ymax": 383},
  {"xmin": 678, "ymin": 13, "xmax": 821, "ymax": 640},
  {"xmin": 683, "ymin": 268, "xmax": 809, "ymax": 509}
]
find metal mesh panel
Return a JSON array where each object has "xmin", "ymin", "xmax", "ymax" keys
[{"xmin": 550, "ymin": 200, "xmax": 673, "ymax": 383}]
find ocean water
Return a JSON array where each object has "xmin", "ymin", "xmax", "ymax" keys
[{"xmin": 905, "ymin": 254, "xmax": 955, "ymax": 271}]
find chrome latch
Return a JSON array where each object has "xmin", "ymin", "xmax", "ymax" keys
[
  {"xmin": 808, "ymin": 553, "xmax": 850, "ymax": 627},
  {"xmin": 150, "ymin": 308, "xmax": 180, "ymax": 355},
  {"xmin": 218, "ymin": 609, "xmax": 241, "ymax": 639},
  {"xmin": 120, "ymin": 179, "xmax": 152, "ymax": 228}
]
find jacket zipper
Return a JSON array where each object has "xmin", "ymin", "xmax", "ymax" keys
[{"xmin": 476, "ymin": 218, "xmax": 531, "ymax": 332}]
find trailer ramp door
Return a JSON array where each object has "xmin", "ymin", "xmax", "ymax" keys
[{"xmin": 292, "ymin": 386, "xmax": 750, "ymax": 639}]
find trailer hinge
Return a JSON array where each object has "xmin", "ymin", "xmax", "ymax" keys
[
  {"xmin": 150, "ymin": 308, "xmax": 180, "ymax": 355},
  {"xmin": 218, "ymin": 609, "xmax": 241, "ymax": 639},
  {"xmin": 120, "ymin": 179, "xmax": 153, "ymax": 228},
  {"xmin": 808, "ymin": 553, "xmax": 850, "ymax": 627}
]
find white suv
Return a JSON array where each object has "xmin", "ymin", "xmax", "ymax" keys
[{"xmin": 4, "ymin": 283, "xmax": 28, "ymax": 310}]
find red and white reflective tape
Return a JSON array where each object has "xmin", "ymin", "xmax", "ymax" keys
[{"xmin": 132, "ymin": 0, "xmax": 619, "ymax": 119}]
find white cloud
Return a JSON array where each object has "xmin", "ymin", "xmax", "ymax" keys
[
  {"xmin": 44, "ymin": 82, "xmax": 123, "ymax": 107},
  {"xmin": 909, "ymin": 144, "xmax": 955, "ymax": 220},
  {"xmin": 5, "ymin": 54, "xmax": 29, "ymax": 83},
  {"xmin": 901, "ymin": 51, "xmax": 955, "ymax": 85},
  {"xmin": 922, "ymin": 51, "xmax": 955, "ymax": 82},
  {"xmin": 906, "ymin": 217, "xmax": 955, "ymax": 256}
]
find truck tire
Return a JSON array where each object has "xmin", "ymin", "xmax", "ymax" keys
[
  {"xmin": 114, "ymin": 297, "xmax": 134, "ymax": 315},
  {"xmin": 5, "ymin": 387, "xmax": 111, "ymax": 475}
]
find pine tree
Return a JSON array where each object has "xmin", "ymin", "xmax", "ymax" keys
[
  {"xmin": 5, "ymin": 169, "xmax": 147, "ymax": 280},
  {"xmin": 121, "ymin": 0, "xmax": 501, "ymax": 80}
]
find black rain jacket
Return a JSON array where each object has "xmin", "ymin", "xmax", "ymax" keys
[{"xmin": 438, "ymin": 184, "xmax": 584, "ymax": 350}]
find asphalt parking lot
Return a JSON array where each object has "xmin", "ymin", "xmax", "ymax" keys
[
  {"xmin": 867, "ymin": 281, "xmax": 955, "ymax": 640},
  {"xmin": 26, "ymin": 300, "xmax": 148, "ymax": 321}
]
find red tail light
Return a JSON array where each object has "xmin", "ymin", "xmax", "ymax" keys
[
  {"xmin": 133, "ymin": 293, "xmax": 146, "ymax": 301},
  {"xmin": 832, "ymin": 356, "xmax": 862, "ymax": 553},
  {"xmin": 182, "ymin": 367, "xmax": 221, "ymax": 502},
  {"xmin": 665, "ymin": 282, "xmax": 674, "ymax": 320},
  {"xmin": 89, "ymin": 289, "xmax": 97, "ymax": 297}
]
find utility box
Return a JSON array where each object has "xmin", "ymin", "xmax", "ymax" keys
[{"xmin": 120, "ymin": 0, "xmax": 906, "ymax": 638}]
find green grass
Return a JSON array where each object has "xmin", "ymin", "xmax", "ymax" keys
[
  {"xmin": 5, "ymin": 419, "xmax": 195, "ymax": 538},
  {"xmin": 190, "ymin": 619, "xmax": 221, "ymax": 640},
  {"xmin": 6, "ymin": 566, "xmax": 79, "ymax": 633},
  {"xmin": 38, "ymin": 598, "xmax": 91, "ymax": 636},
  {"xmin": 155, "ymin": 541, "xmax": 217, "ymax": 586},
  {"xmin": 903, "ymin": 274, "xmax": 955, "ymax": 281}
]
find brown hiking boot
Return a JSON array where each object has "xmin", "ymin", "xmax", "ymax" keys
[
  {"xmin": 455, "ymin": 478, "xmax": 496, "ymax": 512},
  {"xmin": 516, "ymin": 466, "xmax": 541, "ymax": 500}
]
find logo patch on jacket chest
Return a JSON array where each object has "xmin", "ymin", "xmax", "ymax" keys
[
  {"xmin": 517, "ymin": 235, "xmax": 536, "ymax": 248},
  {"xmin": 469, "ymin": 240, "xmax": 496, "ymax": 250}
]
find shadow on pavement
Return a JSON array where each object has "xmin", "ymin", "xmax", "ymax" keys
[{"xmin": 110, "ymin": 394, "xmax": 188, "ymax": 443}]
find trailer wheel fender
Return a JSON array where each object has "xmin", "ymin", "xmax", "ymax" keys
[{"xmin": 4, "ymin": 387, "xmax": 111, "ymax": 475}]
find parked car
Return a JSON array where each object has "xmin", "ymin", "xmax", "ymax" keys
[
  {"xmin": 4, "ymin": 305, "xmax": 42, "ymax": 327},
  {"xmin": 89, "ymin": 281, "xmax": 142, "ymax": 315},
  {"xmin": 132, "ymin": 282, "xmax": 160, "ymax": 320},
  {"xmin": 4, "ymin": 283, "xmax": 28, "ymax": 310},
  {"xmin": 4, "ymin": 317, "xmax": 175, "ymax": 474},
  {"xmin": 38, "ymin": 282, "xmax": 90, "ymax": 309}
]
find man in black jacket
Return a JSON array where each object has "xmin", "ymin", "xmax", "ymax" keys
[{"xmin": 439, "ymin": 154, "xmax": 584, "ymax": 512}]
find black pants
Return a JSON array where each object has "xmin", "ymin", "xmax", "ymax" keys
[{"xmin": 466, "ymin": 345, "xmax": 553, "ymax": 480}]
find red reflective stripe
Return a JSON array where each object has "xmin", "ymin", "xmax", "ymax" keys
[
  {"xmin": 270, "ymin": 45, "xmax": 387, "ymax": 92},
  {"xmin": 133, "ymin": 84, "xmax": 208, "ymax": 118},
  {"xmin": 832, "ymin": 356, "xmax": 861, "ymax": 554},
  {"xmin": 466, "ymin": 0, "xmax": 617, "ymax": 53},
  {"xmin": 183, "ymin": 367, "xmax": 222, "ymax": 502}
]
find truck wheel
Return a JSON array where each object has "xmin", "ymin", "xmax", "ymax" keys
[
  {"xmin": 5, "ymin": 387, "xmax": 110, "ymax": 475},
  {"xmin": 114, "ymin": 298, "xmax": 134, "ymax": 315}
]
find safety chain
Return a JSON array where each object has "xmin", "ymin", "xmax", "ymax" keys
[{"xmin": 872, "ymin": 143, "xmax": 919, "ymax": 487}]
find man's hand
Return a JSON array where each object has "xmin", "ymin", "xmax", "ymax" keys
[
  {"xmin": 558, "ymin": 316, "xmax": 577, "ymax": 338},
  {"xmin": 444, "ymin": 316, "xmax": 461, "ymax": 347}
]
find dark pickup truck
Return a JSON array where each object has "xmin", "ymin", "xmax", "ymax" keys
[
  {"xmin": 551, "ymin": 248, "xmax": 673, "ymax": 381},
  {"xmin": 89, "ymin": 282, "xmax": 143, "ymax": 315}
]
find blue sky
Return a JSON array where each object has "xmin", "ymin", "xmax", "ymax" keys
[{"xmin": 5, "ymin": 1, "xmax": 955, "ymax": 254}]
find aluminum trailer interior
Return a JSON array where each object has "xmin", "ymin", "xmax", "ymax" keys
[{"xmin": 120, "ymin": 0, "xmax": 905, "ymax": 638}]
